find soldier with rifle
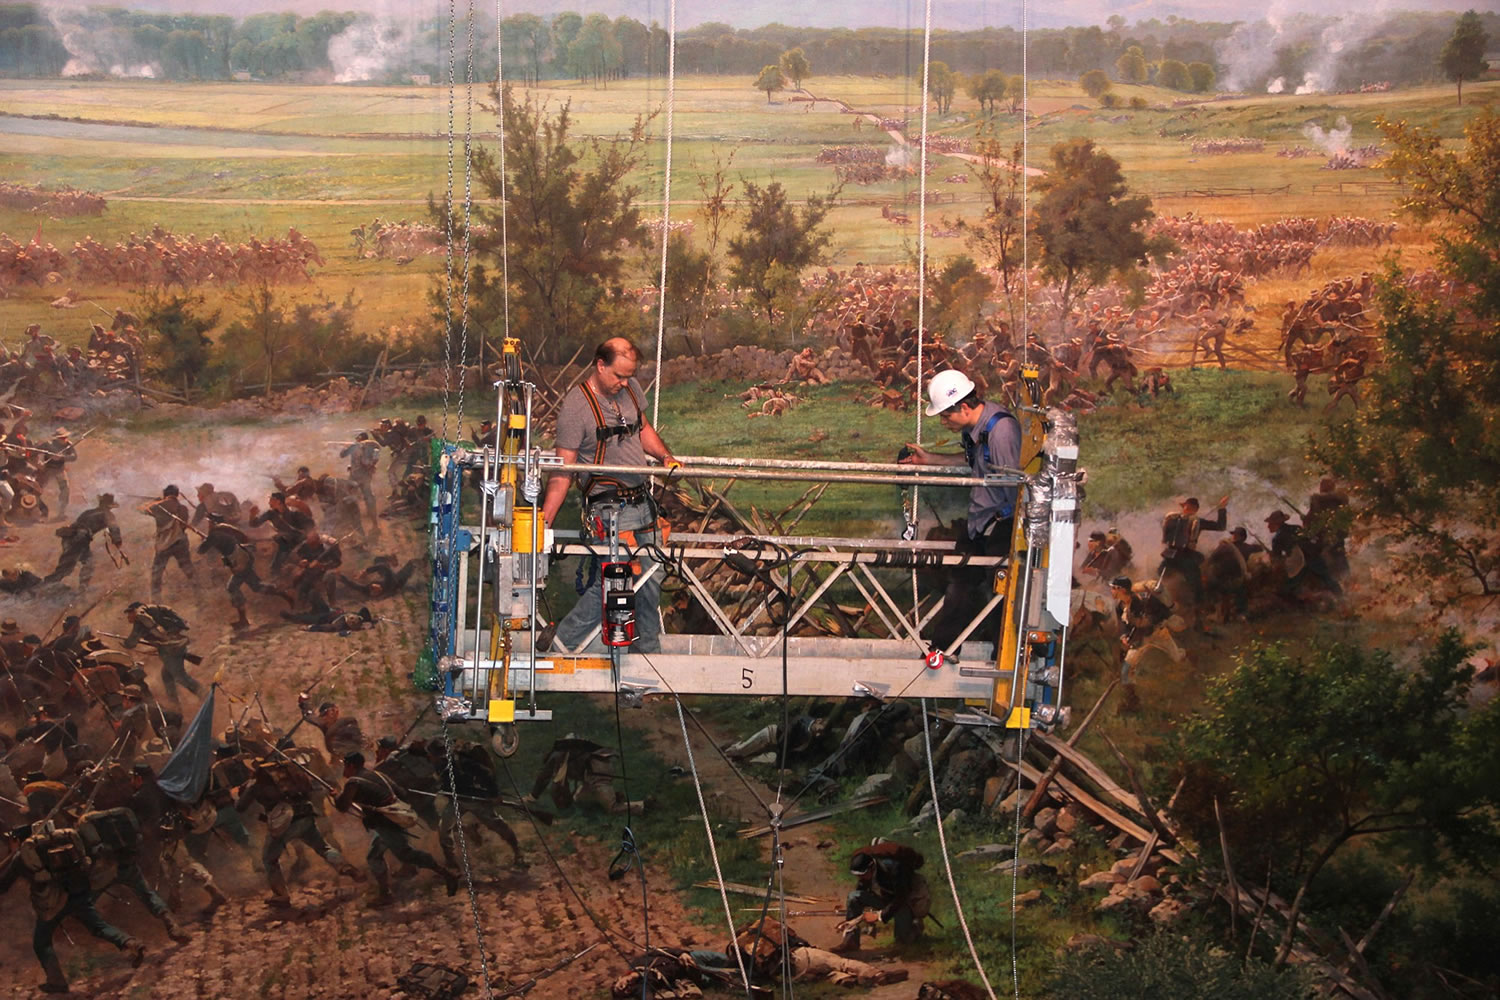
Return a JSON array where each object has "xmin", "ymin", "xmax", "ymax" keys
[
  {"xmin": 196, "ymin": 512, "xmax": 262, "ymax": 630},
  {"xmin": 139, "ymin": 484, "xmax": 196, "ymax": 600},
  {"xmin": 334, "ymin": 750, "xmax": 458, "ymax": 907},
  {"xmin": 247, "ymin": 492, "xmax": 316, "ymax": 574},
  {"xmin": 422, "ymin": 738, "xmax": 527, "ymax": 872},
  {"xmin": 1, "ymin": 819, "xmax": 146, "ymax": 992},
  {"xmin": 234, "ymin": 740, "xmax": 363, "ymax": 908},
  {"xmin": 34, "ymin": 428, "xmax": 78, "ymax": 520},
  {"xmin": 339, "ymin": 431, "xmax": 381, "ymax": 520},
  {"xmin": 118, "ymin": 602, "xmax": 200, "ymax": 705},
  {"xmin": 42, "ymin": 493, "xmax": 124, "ymax": 591}
]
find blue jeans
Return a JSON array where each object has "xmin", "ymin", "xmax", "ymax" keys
[{"xmin": 556, "ymin": 499, "xmax": 661, "ymax": 653}]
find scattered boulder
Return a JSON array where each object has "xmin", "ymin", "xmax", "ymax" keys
[
  {"xmin": 958, "ymin": 843, "xmax": 1016, "ymax": 861},
  {"xmin": 988, "ymin": 858, "xmax": 1057, "ymax": 879},
  {"xmin": 1078, "ymin": 871, "xmax": 1124, "ymax": 890},
  {"xmin": 1149, "ymin": 896, "xmax": 1191, "ymax": 926},
  {"xmin": 1032, "ymin": 806, "xmax": 1060, "ymax": 837},
  {"xmin": 1041, "ymin": 837, "xmax": 1075, "ymax": 857},
  {"xmin": 854, "ymin": 773, "xmax": 897, "ymax": 799},
  {"xmin": 1055, "ymin": 807, "xmax": 1080, "ymax": 835}
]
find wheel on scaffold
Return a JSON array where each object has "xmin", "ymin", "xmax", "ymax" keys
[{"xmin": 491, "ymin": 723, "xmax": 520, "ymax": 757}]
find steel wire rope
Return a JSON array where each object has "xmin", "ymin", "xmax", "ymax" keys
[
  {"xmin": 1013, "ymin": 2, "xmax": 1030, "ymax": 994},
  {"xmin": 909, "ymin": 0, "xmax": 934, "ymax": 550},
  {"xmin": 921, "ymin": 699, "xmax": 1000, "ymax": 999},
  {"xmin": 491, "ymin": 752, "xmax": 648, "ymax": 964},
  {"xmin": 641, "ymin": 646, "xmax": 801, "ymax": 998},
  {"xmin": 1020, "ymin": 0, "xmax": 1031, "ymax": 364},
  {"xmin": 436, "ymin": 1, "xmax": 493, "ymax": 995},
  {"xmin": 649, "ymin": 0, "xmax": 678, "ymax": 428},
  {"xmin": 493, "ymin": 0, "xmax": 512, "ymax": 345},
  {"xmin": 1010, "ymin": 725, "xmax": 1027, "ymax": 1000},
  {"xmin": 777, "ymin": 654, "xmax": 932, "ymax": 815},
  {"xmin": 607, "ymin": 661, "xmax": 653, "ymax": 1000},
  {"xmin": 637, "ymin": 653, "xmax": 771, "ymax": 815},
  {"xmin": 674, "ymin": 696, "xmax": 755, "ymax": 995}
]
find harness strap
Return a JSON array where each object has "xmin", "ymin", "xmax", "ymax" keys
[
  {"xmin": 962, "ymin": 409, "xmax": 1014, "ymax": 470},
  {"xmin": 578, "ymin": 380, "xmax": 645, "ymax": 494}
]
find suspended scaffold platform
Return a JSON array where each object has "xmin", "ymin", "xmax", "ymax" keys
[{"xmin": 424, "ymin": 339, "xmax": 1081, "ymax": 755}]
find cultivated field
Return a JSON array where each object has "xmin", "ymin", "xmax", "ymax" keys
[{"xmin": 0, "ymin": 75, "xmax": 1492, "ymax": 350}]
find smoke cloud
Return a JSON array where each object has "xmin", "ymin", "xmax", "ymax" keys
[
  {"xmin": 328, "ymin": 18, "xmax": 414, "ymax": 84},
  {"xmin": 885, "ymin": 145, "xmax": 914, "ymax": 169},
  {"xmin": 1302, "ymin": 115, "xmax": 1354, "ymax": 154},
  {"xmin": 46, "ymin": 5, "xmax": 162, "ymax": 79},
  {"xmin": 1217, "ymin": 4, "xmax": 1396, "ymax": 95}
]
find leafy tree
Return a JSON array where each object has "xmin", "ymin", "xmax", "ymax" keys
[
  {"xmin": 1031, "ymin": 138, "xmax": 1172, "ymax": 329},
  {"xmin": 548, "ymin": 11, "xmax": 582, "ymax": 76},
  {"xmin": 1006, "ymin": 74, "xmax": 1026, "ymax": 113},
  {"xmin": 1080, "ymin": 68, "xmax": 1112, "ymax": 99},
  {"xmin": 965, "ymin": 67, "xmax": 1007, "ymax": 114},
  {"xmin": 927, "ymin": 59, "xmax": 956, "ymax": 114},
  {"xmin": 1172, "ymin": 634, "xmax": 1500, "ymax": 970},
  {"xmin": 217, "ymin": 285, "xmax": 365, "ymax": 396},
  {"xmin": 613, "ymin": 16, "xmax": 649, "ymax": 76},
  {"xmin": 1115, "ymin": 45, "xmax": 1148, "ymax": 84},
  {"xmin": 456, "ymin": 85, "xmax": 651, "ymax": 366},
  {"xmin": 754, "ymin": 63, "xmax": 785, "ymax": 102},
  {"xmin": 1313, "ymin": 109, "xmax": 1500, "ymax": 601},
  {"xmin": 1187, "ymin": 60, "xmax": 1216, "ymax": 92},
  {"xmin": 928, "ymin": 255, "xmax": 993, "ymax": 340},
  {"xmin": 138, "ymin": 290, "xmax": 219, "ymax": 394},
  {"xmin": 501, "ymin": 13, "xmax": 549, "ymax": 84},
  {"xmin": 726, "ymin": 179, "xmax": 838, "ymax": 331},
  {"xmin": 662, "ymin": 149, "xmax": 738, "ymax": 353},
  {"xmin": 568, "ymin": 13, "xmax": 621, "ymax": 85},
  {"xmin": 1045, "ymin": 931, "xmax": 1312, "ymax": 1000},
  {"xmin": 779, "ymin": 46, "xmax": 809, "ymax": 90},
  {"xmin": 1155, "ymin": 57, "xmax": 1191, "ymax": 90},
  {"xmin": 951, "ymin": 139, "xmax": 1026, "ymax": 326},
  {"xmin": 1440, "ymin": 9, "xmax": 1489, "ymax": 106}
]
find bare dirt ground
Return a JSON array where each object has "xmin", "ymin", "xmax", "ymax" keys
[{"xmin": 0, "ymin": 410, "xmax": 708, "ymax": 999}]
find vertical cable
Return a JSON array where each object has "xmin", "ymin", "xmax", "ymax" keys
[
  {"xmin": 675, "ymin": 698, "xmax": 753, "ymax": 994},
  {"xmin": 1020, "ymin": 0, "xmax": 1031, "ymax": 362},
  {"xmin": 908, "ymin": 0, "xmax": 934, "ymax": 550},
  {"xmin": 922, "ymin": 699, "xmax": 1000, "ymax": 999},
  {"xmin": 650, "ymin": 0, "xmax": 678, "ymax": 428},
  {"xmin": 493, "ymin": 0, "xmax": 511, "ymax": 343}
]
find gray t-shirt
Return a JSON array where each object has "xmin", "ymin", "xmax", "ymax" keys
[
  {"xmin": 553, "ymin": 377, "xmax": 650, "ymax": 495},
  {"xmin": 964, "ymin": 401, "xmax": 1021, "ymax": 536}
]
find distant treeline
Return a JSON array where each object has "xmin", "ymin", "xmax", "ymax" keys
[{"xmin": 0, "ymin": 3, "xmax": 1492, "ymax": 91}]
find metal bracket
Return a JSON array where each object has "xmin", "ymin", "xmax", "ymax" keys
[
  {"xmin": 852, "ymin": 680, "xmax": 889, "ymax": 699},
  {"xmin": 617, "ymin": 682, "xmax": 656, "ymax": 708},
  {"xmin": 953, "ymin": 708, "xmax": 1007, "ymax": 728},
  {"xmin": 434, "ymin": 694, "xmax": 472, "ymax": 723}
]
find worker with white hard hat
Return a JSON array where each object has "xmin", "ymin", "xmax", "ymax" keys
[{"xmin": 897, "ymin": 369, "xmax": 1021, "ymax": 657}]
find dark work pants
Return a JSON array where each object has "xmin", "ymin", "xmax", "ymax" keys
[{"xmin": 927, "ymin": 516, "xmax": 1013, "ymax": 654}]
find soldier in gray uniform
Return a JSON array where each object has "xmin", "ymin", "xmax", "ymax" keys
[{"xmin": 43, "ymin": 493, "xmax": 124, "ymax": 591}]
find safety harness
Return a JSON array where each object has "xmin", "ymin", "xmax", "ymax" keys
[{"xmin": 577, "ymin": 380, "xmax": 647, "ymax": 502}]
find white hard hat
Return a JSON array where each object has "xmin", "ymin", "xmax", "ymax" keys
[{"xmin": 924, "ymin": 370, "xmax": 976, "ymax": 416}]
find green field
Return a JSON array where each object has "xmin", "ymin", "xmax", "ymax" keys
[{"xmin": 1, "ymin": 75, "xmax": 1493, "ymax": 348}]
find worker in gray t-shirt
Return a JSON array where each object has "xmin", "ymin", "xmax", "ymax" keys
[{"xmin": 540, "ymin": 337, "xmax": 679, "ymax": 653}]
